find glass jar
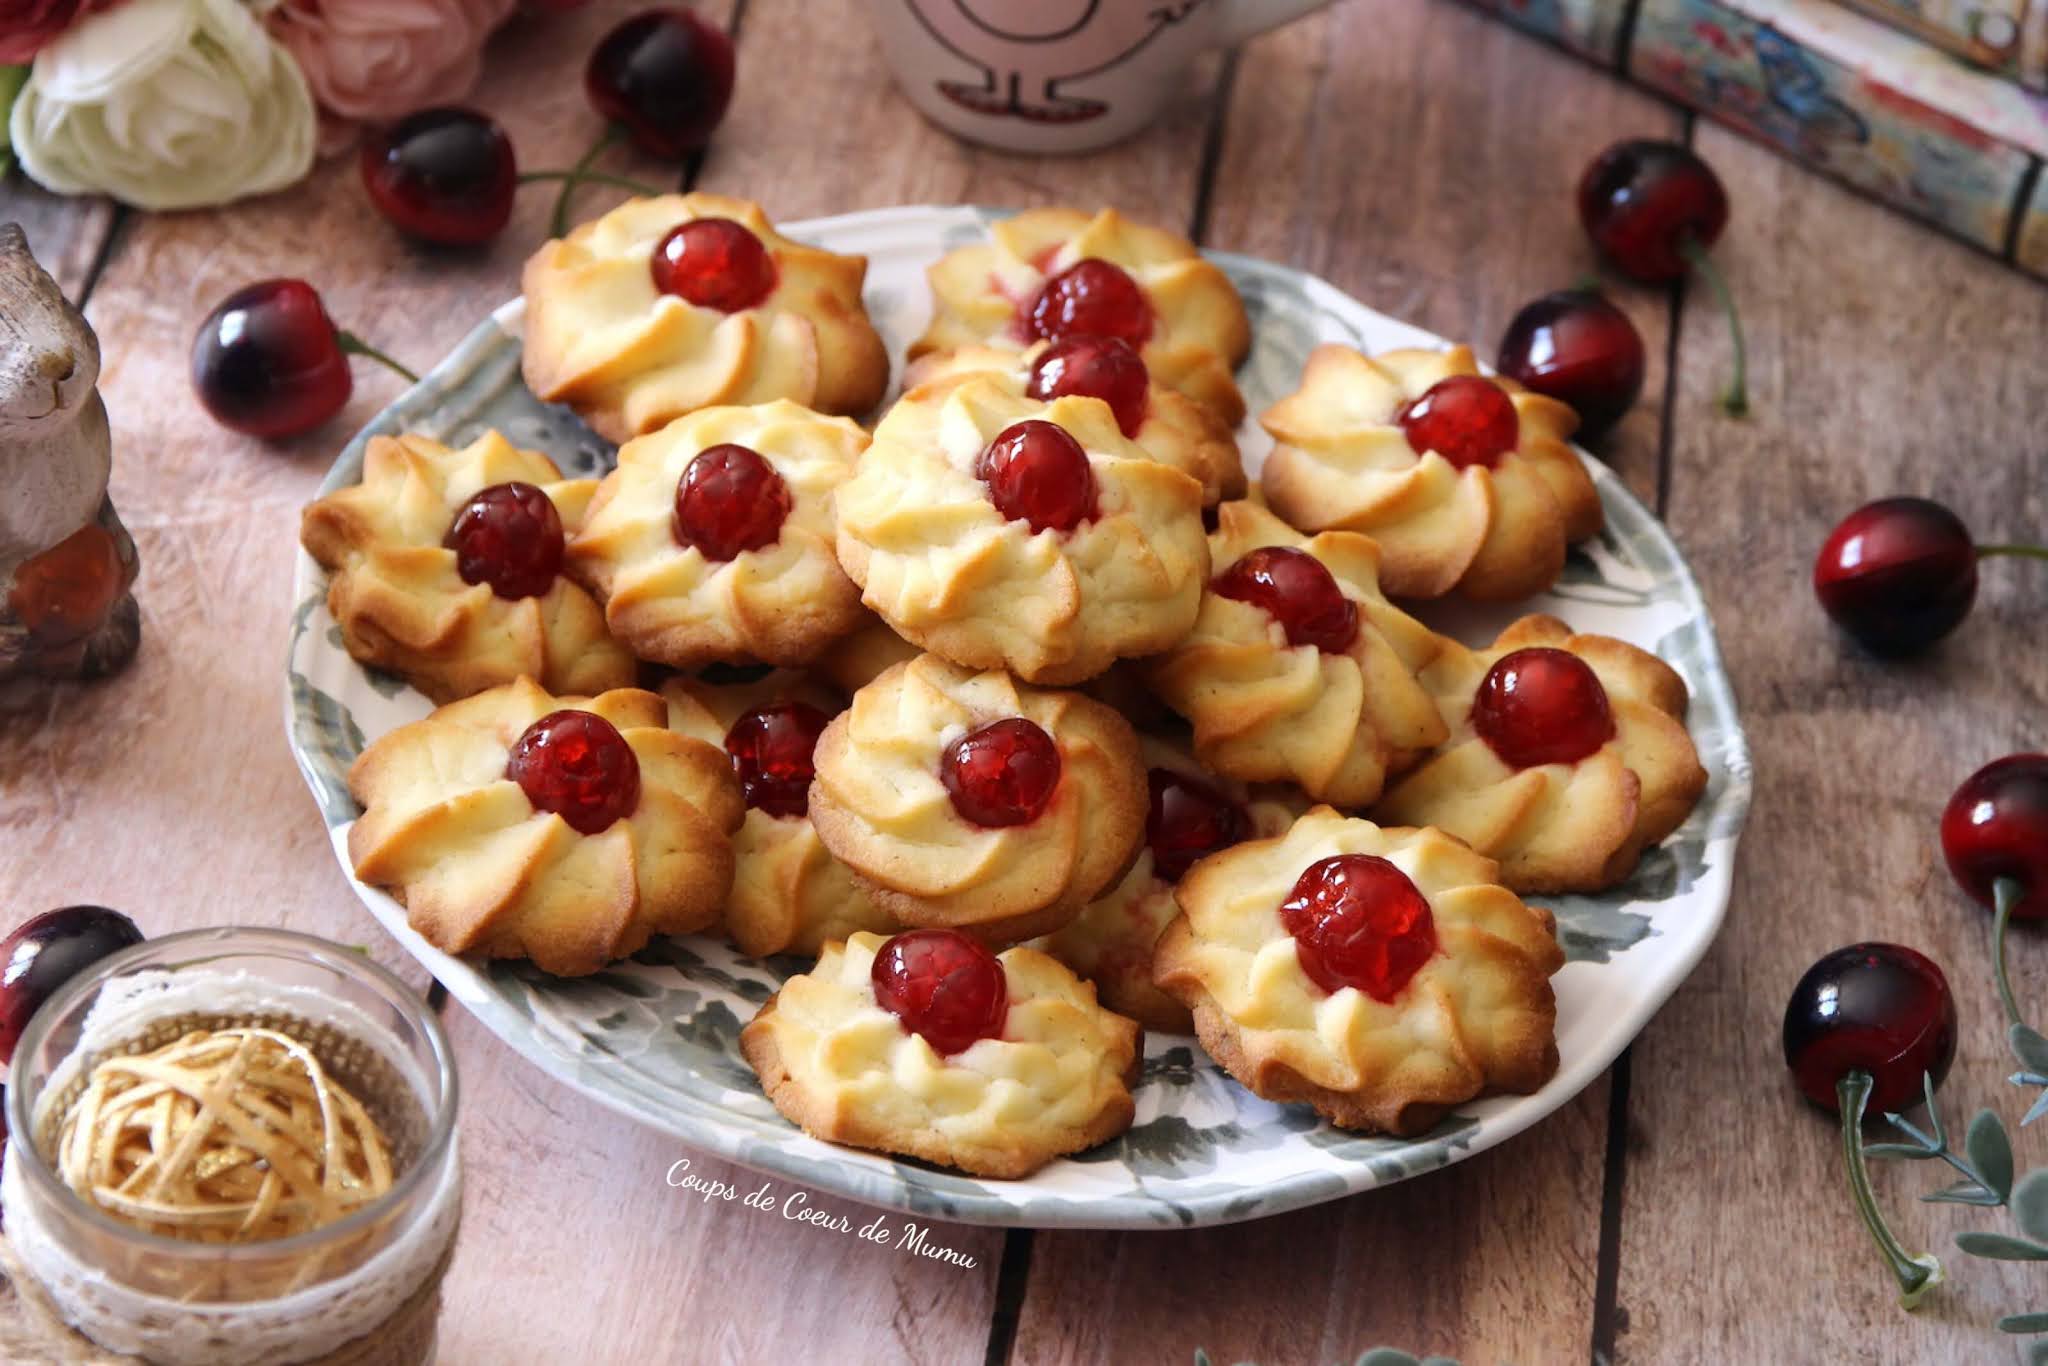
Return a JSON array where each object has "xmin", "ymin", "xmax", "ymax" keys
[{"xmin": 2, "ymin": 927, "xmax": 460, "ymax": 1365}]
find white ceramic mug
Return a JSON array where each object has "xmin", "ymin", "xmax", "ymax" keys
[{"xmin": 863, "ymin": 0, "xmax": 1335, "ymax": 154}]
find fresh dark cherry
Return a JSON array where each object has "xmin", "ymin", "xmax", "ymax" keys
[
  {"xmin": 1145, "ymin": 768, "xmax": 1249, "ymax": 883},
  {"xmin": 507, "ymin": 710, "xmax": 641, "ymax": 835},
  {"xmin": 1495, "ymin": 289, "xmax": 1646, "ymax": 442},
  {"xmin": 1278, "ymin": 855, "xmax": 1438, "ymax": 1000},
  {"xmin": 1783, "ymin": 943, "xmax": 1956, "ymax": 1117},
  {"xmin": 1398, "ymin": 375, "xmax": 1520, "ymax": 469},
  {"xmin": 0, "ymin": 907, "xmax": 144, "ymax": 1065},
  {"xmin": 1021, "ymin": 259, "xmax": 1153, "ymax": 351},
  {"xmin": 1578, "ymin": 139, "xmax": 1729, "ymax": 284},
  {"xmin": 940, "ymin": 718, "xmax": 1061, "ymax": 828},
  {"xmin": 672, "ymin": 443, "xmax": 790, "ymax": 560},
  {"xmin": 443, "ymin": 482, "xmax": 563, "ymax": 599},
  {"xmin": 1813, "ymin": 498, "xmax": 1978, "ymax": 656},
  {"xmin": 1025, "ymin": 335, "xmax": 1149, "ymax": 437},
  {"xmin": 1470, "ymin": 648, "xmax": 1614, "ymax": 770},
  {"xmin": 1942, "ymin": 754, "xmax": 2048, "ymax": 923},
  {"xmin": 585, "ymin": 8, "xmax": 736, "ymax": 159},
  {"xmin": 724, "ymin": 701, "xmax": 833, "ymax": 819},
  {"xmin": 191, "ymin": 280, "xmax": 352, "ymax": 439},
  {"xmin": 361, "ymin": 107, "xmax": 516, "ymax": 247},
  {"xmin": 651, "ymin": 218, "xmax": 777, "ymax": 312},
  {"xmin": 870, "ymin": 928, "xmax": 1007, "ymax": 1056},
  {"xmin": 975, "ymin": 420, "xmax": 1097, "ymax": 533},
  {"xmin": 1212, "ymin": 546, "xmax": 1358, "ymax": 654}
]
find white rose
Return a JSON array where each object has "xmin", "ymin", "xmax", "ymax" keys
[{"xmin": 9, "ymin": 0, "xmax": 316, "ymax": 211}]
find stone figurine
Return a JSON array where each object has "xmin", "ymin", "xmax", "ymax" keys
[{"xmin": 0, "ymin": 222, "xmax": 140, "ymax": 685}]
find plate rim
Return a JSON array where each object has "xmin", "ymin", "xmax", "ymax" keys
[{"xmin": 284, "ymin": 203, "xmax": 1754, "ymax": 1229}]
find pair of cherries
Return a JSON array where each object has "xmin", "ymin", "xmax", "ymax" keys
[{"xmin": 1782, "ymin": 753, "xmax": 2048, "ymax": 1302}]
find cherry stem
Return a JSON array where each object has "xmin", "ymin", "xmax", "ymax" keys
[
  {"xmin": 518, "ymin": 170, "xmax": 662, "ymax": 197},
  {"xmin": 335, "ymin": 331, "xmax": 419, "ymax": 385},
  {"xmin": 1837, "ymin": 1070, "xmax": 1943, "ymax": 1309},
  {"xmin": 1977, "ymin": 543, "xmax": 2048, "ymax": 563},
  {"xmin": 1678, "ymin": 235, "xmax": 1748, "ymax": 419},
  {"xmin": 548, "ymin": 125, "xmax": 622, "ymax": 240},
  {"xmin": 1994, "ymin": 875, "xmax": 2027, "ymax": 1030}
]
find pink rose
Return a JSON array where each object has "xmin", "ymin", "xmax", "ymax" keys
[
  {"xmin": 265, "ymin": 0, "xmax": 514, "ymax": 133},
  {"xmin": 0, "ymin": 0, "xmax": 118, "ymax": 64}
]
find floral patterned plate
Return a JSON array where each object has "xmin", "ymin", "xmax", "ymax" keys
[{"xmin": 286, "ymin": 205, "xmax": 1752, "ymax": 1230}]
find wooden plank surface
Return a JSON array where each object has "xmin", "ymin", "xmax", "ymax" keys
[
  {"xmin": 1611, "ymin": 122, "xmax": 2048, "ymax": 1362},
  {"xmin": 6, "ymin": 0, "xmax": 2046, "ymax": 1360}
]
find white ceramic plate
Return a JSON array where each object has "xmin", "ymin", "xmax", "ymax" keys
[{"xmin": 285, "ymin": 205, "xmax": 1752, "ymax": 1229}]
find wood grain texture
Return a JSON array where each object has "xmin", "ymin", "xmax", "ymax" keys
[
  {"xmin": 1611, "ymin": 122, "xmax": 2048, "ymax": 1363},
  {"xmin": 435, "ymin": 1008, "xmax": 1002, "ymax": 1366},
  {"xmin": 0, "ymin": 184, "xmax": 115, "ymax": 302}
]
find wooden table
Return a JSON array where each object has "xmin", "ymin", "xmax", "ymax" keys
[{"xmin": 5, "ymin": 0, "xmax": 2046, "ymax": 1359}]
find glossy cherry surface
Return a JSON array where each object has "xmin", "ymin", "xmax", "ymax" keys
[
  {"xmin": 507, "ymin": 710, "xmax": 641, "ymax": 835},
  {"xmin": 1398, "ymin": 375, "xmax": 1520, "ymax": 469},
  {"xmin": 1145, "ymin": 768, "xmax": 1250, "ymax": 883},
  {"xmin": 443, "ymin": 482, "xmax": 563, "ymax": 599},
  {"xmin": 1026, "ymin": 335, "xmax": 1149, "ymax": 437},
  {"xmin": 1813, "ymin": 497, "xmax": 1978, "ymax": 656},
  {"xmin": 1782, "ymin": 943, "xmax": 1956, "ymax": 1116},
  {"xmin": 361, "ymin": 107, "xmax": 516, "ymax": 246},
  {"xmin": 0, "ymin": 907, "xmax": 143, "ymax": 1065},
  {"xmin": 1470, "ymin": 647, "xmax": 1614, "ymax": 769},
  {"xmin": 724, "ymin": 701, "xmax": 833, "ymax": 819},
  {"xmin": 586, "ymin": 8, "xmax": 736, "ymax": 158},
  {"xmin": 940, "ymin": 718, "xmax": 1061, "ymax": 828},
  {"xmin": 1278, "ymin": 855, "xmax": 1438, "ymax": 1000},
  {"xmin": 870, "ymin": 929, "xmax": 1008, "ymax": 1056},
  {"xmin": 975, "ymin": 419, "xmax": 1097, "ymax": 533},
  {"xmin": 1578, "ymin": 139, "xmax": 1730, "ymax": 284},
  {"xmin": 651, "ymin": 218, "xmax": 777, "ymax": 312},
  {"xmin": 1021, "ymin": 259, "xmax": 1153, "ymax": 351},
  {"xmin": 191, "ymin": 280, "xmax": 351, "ymax": 439},
  {"xmin": 1212, "ymin": 546, "xmax": 1358, "ymax": 654},
  {"xmin": 1942, "ymin": 754, "xmax": 2048, "ymax": 922},
  {"xmin": 1495, "ymin": 289, "xmax": 1646, "ymax": 441},
  {"xmin": 671, "ymin": 443, "xmax": 790, "ymax": 561}
]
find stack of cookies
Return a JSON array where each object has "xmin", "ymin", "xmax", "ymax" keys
[{"xmin": 305, "ymin": 196, "xmax": 1707, "ymax": 1178}]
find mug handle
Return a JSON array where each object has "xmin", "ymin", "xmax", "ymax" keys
[{"xmin": 1210, "ymin": 0, "xmax": 1336, "ymax": 45}]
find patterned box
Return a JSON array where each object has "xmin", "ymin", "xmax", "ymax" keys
[{"xmin": 1835, "ymin": 0, "xmax": 2048, "ymax": 89}]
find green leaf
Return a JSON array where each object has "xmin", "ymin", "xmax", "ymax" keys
[
  {"xmin": 1956, "ymin": 1231, "xmax": 2048, "ymax": 1260},
  {"xmin": 2000, "ymin": 1312, "xmax": 2048, "ymax": 1334},
  {"xmin": 2015, "ymin": 1170, "xmax": 2048, "ymax": 1242},
  {"xmin": 1923, "ymin": 1178, "xmax": 2003, "ymax": 1207},
  {"xmin": 2029, "ymin": 1340, "xmax": 2048, "ymax": 1366},
  {"xmin": 1195, "ymin": 1353, "xmax": 1213, "ymax": 1366},
  {"xmin": 1968, "ymin": 1110, "xmax": 2016, "ymax": 1202},
  {"xmin": 2013, "ymin": 1024, "xmax": 2048, "ymax": 1074},
  {"xmin": 2013, "ymin": 1072, "xmax": 2048, "ymax": 1088},
  {"xmin": 2025, "ymin": 1090, "xmax": 2048, "ymax": 1128},
  {"xmin": 1864, "ymin": 1141, "xmax": 1939, "ymax": 1160}
]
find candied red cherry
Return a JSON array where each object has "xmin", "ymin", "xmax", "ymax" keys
[
  {"xmin": 1021, "ymin": 259, "xmax": 1153, "ymax": 351},
  {"xmin": 191, "ymin": 281, "xmax": 414, "ymax": 439},
  {"xmin": 1026, "ymin": 335, "xmax": 1149, "ymax": 437},
  {"xmin": 1278, "ymin": 855, "xmax": 1438, "ymax": 1000},
  {"xmin": 586, "ymin": 8, "xmax": 736, "ymax": 159},
  {"xmin": 361, "ymin": 107, "xmax": 517, "ymax": 247},
  {"xmin": 1495, "ymin": 289, "xmax": 1646, "ymax": 442},
  {"xmin": 1398, "ymin": 375, "xmax": 1520, "ymax": 470},
  {"xmin": 444, "ymin": 482, "xmax": 564, "ymax": 599},
  {"xmin": 870, "ymin": 928, "xmax": 1008, "ymax": 1056},
  {"xmin": 672, "ymin": 443, "xmax": 790, "ymax": 560},
  {"xmin": 1782, "ymin": 942, "xmax": 1954, "ymax": 1305},
  {"xmin": 1813, "ymin": 498, "xmax": 1977, "ymax": 656},
  {"xmin": 651, "ymin": 218, "xmax": 777, "ymax": 312},
  {"xmin": 1578, "ymin": 139, "xmax": 1747, "ymax": 415},
  {"xmin": 1212, "ymin": 546, "xmax": 1358, "ymax": 654},
  {"xmin": 507, "ymin": 709, "xmax": 641, "ymax": 835},
  {"xmin": 1471, "ymin": 648, "xmax": 1614, "ymax": 769},
  {"xmin": 0, "ymin": 907, "xmax": 143, "ymax": 1065},
  {"xmin": 941, "ymin": 718, "xmax": 1061, "ymax": 828},
  {"xmin": 1145, "ymin": 768, "xmax": 1249, "ymax": 883},
  {"xmin": 975, "ymin": 420, "xmax": 1097, "ymax": 533},
  {"xmin": 724, "ymin": 701, "xmax": 833, "ymax": 819}
]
